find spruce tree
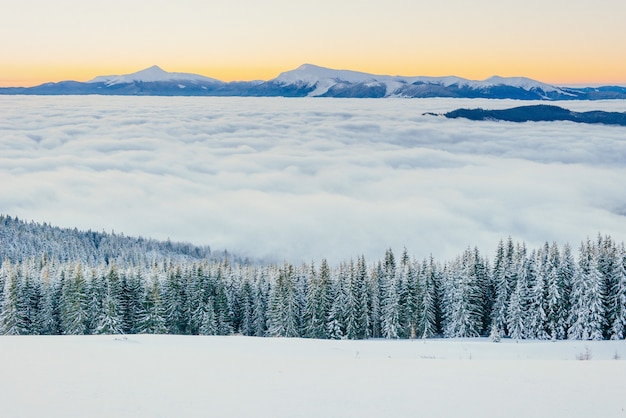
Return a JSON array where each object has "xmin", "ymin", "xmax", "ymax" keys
[
  {"xmin": 380, "ymin": 249, "xmax": 399, "ymax": 339},
  {"xmin": 559, "ymin": 243, "xmax": 576, "ymax": 332},
  {"xmin": 473, "ymin": 247, "xmax": 492, "ymax": 335},
  {"xmin": 87, "ymin": 269, "xmax": 106, "ymax": 334},
  {"xmin": 608, "ymin": 244, "xmax": 626, "ymax": 340},
  {"xmin": 368, "ymin": 263, "xmax": 383, "ymax": 338},
  {"xmin": 443, "ymin": 250, "xmax": 483, "ymax": 338},
  {"xmin": 586, "ymin": 248, "xmax": 606, "ymax": 340},
  {"xmin": 137, "ymin": 277, "xmax": 167, "ymax": 334},
  {"xmin": 596, "ymin": 235, "xmax": 618, "ymax": 338},
  {"xmin": 38, "ymin": 265, "xmax": 59, "ymax": 335},
  {"xmin": 304, "ymin": 260, "xmax": 332, "ymax": 339},
  {"xmin": 507, "ymin": 251, "xmax": 533, "ymax": 340},
  {"xmin": 186, "ymin": 265, "xmax": 207, "ymax": 335},
  {"xmin": 267, "ymin": 264, "xmax": 299, "ymax": 337},
  {"xmin": 327, "ymin": 292, "xmax": 345, "ymax": 340},
  {"xmin": 397, "ymin": 249, "xmax": 419, "ymax": 338},
  {"xmin": 507, "ymin": 280, "xmax": 525, "ymax": 340},
  {"xmin": 491, "ymin": 239, "xmax": 509, "ymax": 336},
  {"xmin": 122, "ymin": 269, "xmax": 144, "ymax": 334},
  {"xmin": 328, "ymin": 263, "xmax": 349, "ymax": 338},
  {"xmin": 525, "ymin": 251, "xmax": 548, "ymax": 339},
  {"xmin": 343, "ymin": 261, "xmax": 359, "ymax": 340},
  {"xmin": 251, "ymin": 270, "xmax": 269, "ymax": 337},
  {"xmin": 213, "ymin": 274, "xmax": 233, "ymax": 335},
  {"xmin": 568, "ymin": 239, "xmax": 606, "ymax": 340},
  {"xmin": 95, "ymin": 289, "xmax": 124, "ymax": 334},
  {"xmin": 60, "ymin": 264, "xmax": 89, "ymax": 335},
  {"xmin": 239, "ymin": 278, "xmax": 255, "ymax": 336},
  {"xmin": 20, "ymin": 262, "xmax": 42, "ymax": 334},
  {"xmin": 163, "ymin": 266, "xmax": 186, "ymax": 334},
  {"xmin": 545, "ymin": 242, "xmax": 566, "ymax": 339},
  {"xmin": 417, "ymin": 256, "xmax": 439, "ymax": 338},
  {"xmin": 346, "ymin": 256, "xmax": 370, "ymax": 339},
  {"xmin": 198, "ymin": 298, "xmax": 218, "ymax": 336},
  {"xmin": 0, "ymin": 263, "xmax": 27, "ymax": 335}
]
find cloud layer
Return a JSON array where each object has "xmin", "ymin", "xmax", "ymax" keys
[{"xmin": 1, "ymin": 96, "xmax": 626, "ymax": 263}]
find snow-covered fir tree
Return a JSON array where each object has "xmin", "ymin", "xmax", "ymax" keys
[
  {"xmin": 163, "ymin": 266, "xmax": 187, "ymax": 334},
  {"xmin": 198, "ymin": 298, "xmax": 218, "ymax": 336},
  {"xmin": 397, "ymin": 249, "xmax": 419, "ymax": 338},
  {"xmin": 238, "ymin": 277, "xmax": 255, "ymax": 337},
  {"xmin": 251, "ymin": 268, "xmax": 269, "ymax": 337},
  {"xmin": 568, "ymin": 239, "xmax": 606, "ymax": 340},
  {"xmin": 490, "ymin": 239, "xmax": 509, "ymax": 336},
  {"xmin": 122, "ymin": 270, "xmax": 144, "ymax": 334},
  {"xmin": 38, "ymin": 264, "xmax": 59, "ymax": 335},
  {"xmin": 137, "ymin": 277, "xmax": 167, "ymax": 334},
  {"xmin": 443, "ymin": 249, "xmax": 484, "ymax": 338},
  {"xmin": 608, "ymin": 244, "xmax": 626, "ymax": 339},
  {"xmin": 345, "ymin": 256, "xmax": 370, "ymax": 339},
  {"xmin": 368, "ymin": 263, "xmax": 383, "ymax": 339},
  {"xmin": 304, "ymin": 260, "xmax": 331, "ymax": 339},
  {"xmin": 525, "ymin": 250, "xmax": 548, "ymax": 340},
  {"xmin": 60, "ymin": 264, "xmax": 89, "ymax": 335},
  {"xmin": 0, "ymin": 262, "xmax": 27, "ymax": 335},
  {"xmin": 545, "ymin": 242, "xmax": 566, "ymax": 339},
  {"xmin": 95, "ymin": 289, "xmax": 124, "ymax": 335},
  {"xmin": 380, "ymin": 250, "xmax": 400, "ymax": 339},
  {"xmin": 417, "ymin": 256, "xmax": 439, "ymax": 338},
  {"xmin": 267, "ymin": 264, "xmax": 299, "ymax": 337}
]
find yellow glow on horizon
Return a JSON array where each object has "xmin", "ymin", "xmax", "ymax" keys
[
  {"xmin": 3, "ymin": 53, "xmax": 626, "ymax": 88},
  {"xmin": 2, "ymin": 0, "xmax": 625, "ymax": 88}
]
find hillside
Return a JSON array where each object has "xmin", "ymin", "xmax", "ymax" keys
[
  {"xmin": 0, "ymin": 214, "xmax": 223, "ymax": 266},
  {"xmin": 444, "ymin": 104, "xmax": 626, "ymax": 126}
]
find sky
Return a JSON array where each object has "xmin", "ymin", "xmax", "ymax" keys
[
  {"xmin": 2, "ymin": 0, "xmax": 626, "ymax": 87},
  {"xmin": 2, "ymin": 96, "xmax": 626, "ymax": 264}
]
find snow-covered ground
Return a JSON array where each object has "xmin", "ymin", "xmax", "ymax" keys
[{"xmin": 1, "ymin": 336, "xmax": 624, "ymax": 417}]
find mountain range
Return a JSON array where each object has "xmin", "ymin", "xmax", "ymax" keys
[{"xmin": 2, "ymin": 64, "xmax": 626, "ymax": 100}]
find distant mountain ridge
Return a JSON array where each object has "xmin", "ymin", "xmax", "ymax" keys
[
  {"xmin": 443, "ymin": 105, "xmax": 626, "ymax": 126},
  {"xmin": 2, "ymin": 64, "xmax": 626, "ymax": 100},
  {"xmin": 89, "ymin": 65, "xmax": 222, "ymax": 85}
]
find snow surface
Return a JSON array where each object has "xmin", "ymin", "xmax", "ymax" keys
[
  {"xmin": 0, "ymin": 335, "xmax": 624, "ymax": 418},
  {"xmin": 88, "ymin": 65, "xmax": 222, "ymax": 86}
]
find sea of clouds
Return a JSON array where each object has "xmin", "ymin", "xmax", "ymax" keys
[{"xmin": 1, "ymin": 96, "xmax": 625, "ymax": 263}]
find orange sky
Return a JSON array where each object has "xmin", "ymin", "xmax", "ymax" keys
[{"xmin": 2, "ymin": 0, "xmax": 625, "ymax": 87}]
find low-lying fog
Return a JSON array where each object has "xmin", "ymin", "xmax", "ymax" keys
[{"xmin": 2, "ymin": 96, "xmax": 625, "ymax": 263}]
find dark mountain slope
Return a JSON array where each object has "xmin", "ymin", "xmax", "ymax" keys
[{"xmin": 444, "ymin": 105, "xmax": 626, "ymax": 126}]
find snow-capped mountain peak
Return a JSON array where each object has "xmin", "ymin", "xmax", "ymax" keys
[
  {"xmin": 271, "ymin": 64, "xmax": 571, "ymax": 98},
  {"xmin": 122, "ymin": 65, "xmax": 169, "ymax": 81},
  {"xmin": 480, "ymin": 75, "xmax": 561, "ymax": 92},
  {"xmin": 89, "ymin": 65, "xmax": 222, "ymax": 85},
  {"xmin": 275, "ymin": 64, "xmax": 380, "ymax": 86}
]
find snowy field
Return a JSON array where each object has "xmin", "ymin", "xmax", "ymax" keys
[
  {"xmin": 1, "ymin": 96, "xmax": 626, "ymax": 263},
  {"xmin": 1, "ymin": 336, "xmax": 625, "ymax": 418}
]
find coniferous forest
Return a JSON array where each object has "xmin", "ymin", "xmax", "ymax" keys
[{"xmin": 1, "ymin": 214, "xmax": 625, "ymax": 340}]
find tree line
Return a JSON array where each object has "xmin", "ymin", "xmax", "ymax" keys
[
  {"xmin": 0, "ymin": 214, "xmax": 221, "ymax": 266},
  {"xmin": 1, "ymin": 217, "xmax": 625, "ymax": 340}
]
